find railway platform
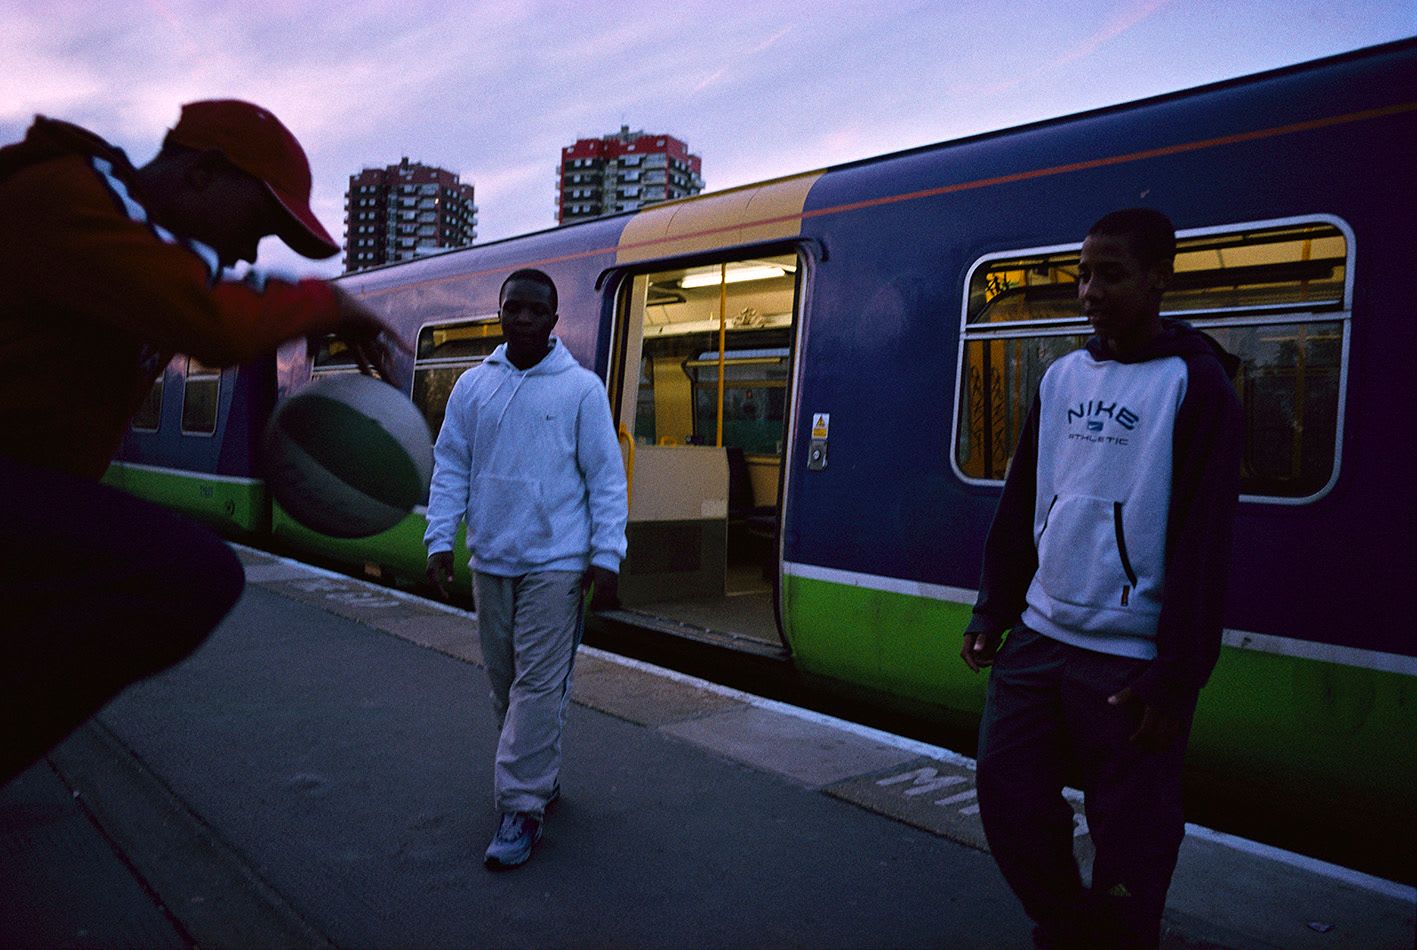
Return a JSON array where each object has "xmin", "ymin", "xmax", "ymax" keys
[{"xmin": 2, "ymin": 546, "xmax": 1411, "ymax": 949}]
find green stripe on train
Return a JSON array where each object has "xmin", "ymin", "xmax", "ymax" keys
[
  {"xmin": 102, "ymin": 462, "xmax": 268, "ymax": 536},
  {"xmin": 270, "ymin": 503, "xmax": 473, "ymax": 593},
  {"xmin": 782, "ymin": 572, "xmax": 1415, "ymax": 817}
]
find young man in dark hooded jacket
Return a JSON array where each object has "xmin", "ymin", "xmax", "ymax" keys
[{"xmin": 961, "ymin": 208, "xmax": 1243, "ymax": 948}]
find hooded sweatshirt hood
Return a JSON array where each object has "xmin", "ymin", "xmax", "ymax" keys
[
  {"xmin": 1, "ymin": 117, "xmax": 136, "ymax": 186},
  {"xmin": 482, "ymin": 338, "xmax": 580, "ymax": 375},
  {"xmin": 479, "ymin": 339, "xmax": 584, "ymax": 428},
  {"xmin": 1086, "ymin": 317, "xmax": 1241, "ymax": 375}
]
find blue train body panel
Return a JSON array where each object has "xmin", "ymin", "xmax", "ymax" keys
[
  {"xmin": 785, "ymin": 39, "xmax": 1417, "ymax": 662},
  {"xmin": 333, "ymin": 215, "xmax": 632, "ymax": 378},
  {"xmin": 115, "ymin": 355, "xmax": 273, "ymax": 479}
]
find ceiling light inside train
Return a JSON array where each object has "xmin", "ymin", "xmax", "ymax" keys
[{"xmin": 679, "ymin": 264, "xmax": 788, "ymax": 289}]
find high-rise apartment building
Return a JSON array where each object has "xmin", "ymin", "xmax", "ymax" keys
[
  {"xmin": 557, "ymin": 126, "xmax": 703, "ymax": 225},
  {"xmin": 343, "ymin": 158, "xmax": 478, "ymax": 273}
]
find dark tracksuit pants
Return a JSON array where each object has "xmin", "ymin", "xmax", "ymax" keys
[
  {"xmin": 0, "ymin": 453, "xmax": 245, "ymax": 786},
  {"xmin": 977, "ymin": 626, "xmax": 1193, "ymax": 949}
]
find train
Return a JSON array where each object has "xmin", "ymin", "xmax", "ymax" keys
[{"xmin": 106, "ymin": 38, "xmax": 1417, "ymax": 880}]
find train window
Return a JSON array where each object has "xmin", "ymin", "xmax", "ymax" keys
[
  {"xmin": 413, "ymin": 317, "xmax": 503, "ymax": 437},
  {"xmin": 955, "ymin": 218, "xmax": 1350, "ymax": 502},
  {"xmin": 956, "ymin": 332, "xmax": 1090, "ymax": 479},
  {"xmin": 180, "ymin": 356, "xmax": 220, "ymax": 435},
  {"xmin": 416, "ymin": 319, "xmax": 504, "ymax": 361},
  {"xmin": 311, "ymin": 336, "xmax": 364, "ymax": 375},
  {"xmin": 131, "ymin": 376, "xmax": 163, "ymax": 431},
  {"xmin": 1203, "ymin": 321, "xmax": 1343, "ymax": 499},
  {"xmin": 967, "ymin": 221, "xmax": 1347, "ymax": 326},
  {"xmin": 683, "ymin": 346, "xmax": 791, "ymax": 455}
]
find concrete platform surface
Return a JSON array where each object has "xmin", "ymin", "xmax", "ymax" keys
[{"xmin": 1, "ymin": 546, "xmax": 1411, "ymax": 949}]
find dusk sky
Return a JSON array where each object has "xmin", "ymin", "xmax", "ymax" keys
[{"xmin": 3, "ymin": 1, "xmax": 1413, "ymax": 277}]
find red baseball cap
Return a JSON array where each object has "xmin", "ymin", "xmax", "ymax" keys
[{"xmin": 164, "ymin": 99, "xmax": 339, "ymax": 259}]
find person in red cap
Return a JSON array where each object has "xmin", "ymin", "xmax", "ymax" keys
[{"xmin": 0, "ymin": 99, "xmax": 403, "ymax": 786}]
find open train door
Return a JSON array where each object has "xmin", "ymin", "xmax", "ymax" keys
[{"xmin": 603, "ymin": 250, "xmax": 803, "ymax": 655}]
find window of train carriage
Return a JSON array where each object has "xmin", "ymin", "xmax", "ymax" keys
[
  {"xmin": 180, "ymin": 356, "xmax": 220, "ymax": 435},
  {"xmin": 310, "ymin": 336, "xmax": 364, "ymax": 376},
  {"xmin": 683, "ymin": 345, "xmax": 791, "ymax": 455},
  {"xmin": 131, "ymin": 375, "xmax": 163, "ymax": 431},
  {"xmin": 412, "ymin": 317, "xmax": 504, "ymax": 438},
  {"xmin": 620, "ymin": 254, "xmax": 797, "ymax": 456},
  {"xmin": 954, "ymin": 219, "xmax": 1349, "ymax": 501}
]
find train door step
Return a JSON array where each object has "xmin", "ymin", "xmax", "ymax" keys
[{"xmin": 594, "ymin": 608, "xmax": 791, "ymax": 661}]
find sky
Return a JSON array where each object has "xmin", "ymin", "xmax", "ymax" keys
[{"xmin": 2, "ymin": 1, "xmax": 1413, "ymax": 278}]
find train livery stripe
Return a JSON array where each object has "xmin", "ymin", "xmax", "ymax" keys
[
  {"xmin": 102, "ymin": 461, "xmax": 267, "ymax": 536},
  {"xmin": 800, "ymin": 99, "xmax": 1417, "ymax": 221},
  {"xmin": 782, "ymin": 560, "xmax": 1417, "ymax": 676},
  {"xmin": 785, "ymin": 559, "xmax": 977, "ymax": 605},
  {"xmin": 107, "ymin": 461, "xmax": 260, "ymax": 486},
  {"xmin": 615, "ymin": 171, "xmax": 824, "ymax": 263}
]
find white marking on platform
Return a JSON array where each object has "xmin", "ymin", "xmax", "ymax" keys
[
  {"xmin": 243, "ymin": 564, "xmax": 316, "ymax": 583},
  {"xmin": 876, "ymin": 767, "xmax": 967, "ymax": 796}
]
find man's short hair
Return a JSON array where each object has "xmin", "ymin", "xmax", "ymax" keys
[
  {"xmin": 1087, "ymin": 208, "xmax": 1176, "ymax": 269},
  {"xmin": 501, "ymin": 269, "xmax": 558, "ymax": 312}
]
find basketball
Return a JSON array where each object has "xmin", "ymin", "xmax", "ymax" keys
[{"xmin": 261, "ymin": 374, "xmax": 434, "ymax": 538}]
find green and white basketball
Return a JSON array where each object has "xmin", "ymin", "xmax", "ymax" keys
[{"xmin": 261, "ymin": 374, "xmax": 433, "ymax": 538}]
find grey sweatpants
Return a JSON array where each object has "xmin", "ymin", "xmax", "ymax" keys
[
  {"xmin": 976, "ymin": 626, "xmax": 1193, "ymax": 949},
  {"xmin": 473, "ymin": 570, "xmax": 583, "ymax": 817}
]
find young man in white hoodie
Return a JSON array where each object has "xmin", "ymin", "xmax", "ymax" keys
[{"xmin": 424, "ymin": 269, "xmax": 627, "ymax": 869}]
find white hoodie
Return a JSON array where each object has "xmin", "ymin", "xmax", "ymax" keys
[{"xmin": 423, "ymin": 338, "xmax": 627, "ymax": 577}]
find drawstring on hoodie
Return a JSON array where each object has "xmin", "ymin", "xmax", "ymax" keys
[
  {"xmin": 484, "ymin": 339, "xmax": 572, "ymax": 429},
  {"xmin": 493, "ymin": 373, "xmax": 527, "ymax": 429}
]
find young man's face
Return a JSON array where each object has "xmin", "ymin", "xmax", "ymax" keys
[
  {"xmin": 185, "ymin": 160, "xmax": 282, "ymax": 270},
  {"xmin": 499, "ymin": 278, "xmax": 558, "ymax": 352},
  {"xmin": 1077, "ymin": 233, "xmax": 1169, "ymax": 346}
]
